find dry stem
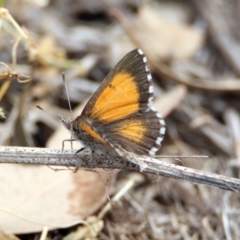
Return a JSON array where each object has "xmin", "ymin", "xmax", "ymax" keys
[{"xmin": 0, "ymin": 146, "xmax": 239, "ymax": 192}]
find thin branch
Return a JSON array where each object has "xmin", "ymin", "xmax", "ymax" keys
[{"xmin": 0, "ymin": 146, "xmax": 239, "ymax": 192}]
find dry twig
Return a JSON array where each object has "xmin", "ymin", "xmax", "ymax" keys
[{"xmin": 0, "ymin": 146, "xmax": 239, "ymax": 192}]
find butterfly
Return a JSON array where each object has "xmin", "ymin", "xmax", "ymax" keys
[{"xmin": 62, "ymin": 49, "xmax": 166, "ymax": 158}]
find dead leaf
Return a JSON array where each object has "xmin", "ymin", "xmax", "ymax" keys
[
  {"xmin": 0, "ymin": 105, "xmax": 113, "ymax": 234},
  {"xmin": 0, "ymin": 229, "xmax": 19, "ymax": 240},
  {"xmin": 129, "ymin": 5, "xmax": 204, "ymax": 61}
]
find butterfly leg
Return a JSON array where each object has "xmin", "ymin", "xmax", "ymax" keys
[
  {"xmin": 75, "ymin": 147, "xmax": 86, "ymax": 154},
  {"xmin": 74, "ymin": 147, "xmax": 93, "ymax": 173},
  {"xmin": 62, "ymin": 138, "xmax": 77, "ymax": 152}
]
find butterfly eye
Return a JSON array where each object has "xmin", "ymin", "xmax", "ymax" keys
[{"xmin": 60, "ymin": 118, "xmax": 71, "ymax": 130}]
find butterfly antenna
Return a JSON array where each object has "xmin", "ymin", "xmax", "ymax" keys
[
  {"xmin": 36, "ymin": 105, "xmax": 67, "ymax": 120},
  {"xmin": 61, "ymin": 73, "xmax": 74, "ymax": 150},
  {"xmin": 62, "ymin": 72, "xmax": 73, "ymax": 121}
]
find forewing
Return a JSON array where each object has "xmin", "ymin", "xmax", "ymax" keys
[{"xmin": 81, "ymin": 49, "xmax": 153, "ymax": 123}]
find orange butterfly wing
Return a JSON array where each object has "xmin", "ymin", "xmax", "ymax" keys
[{"xmin": 77, "ymin": 49, "xmax": 165, "ymax": 156}]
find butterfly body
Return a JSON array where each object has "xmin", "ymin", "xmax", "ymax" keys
[{"xmin": 63, "ymin": 49, "xmax": 166, "ymax": 157}]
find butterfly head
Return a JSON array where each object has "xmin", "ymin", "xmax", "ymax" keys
[
  {"xmin": 61, "ymin": 116, "xmax": 85, "ymax": 141},
  {"xmin": 61, "ymin": 117, "xmax": 81, "ymax": 142},
  {"xmin": 61, "ymin": 116, "xmax": 73, "ymax": 131}
]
